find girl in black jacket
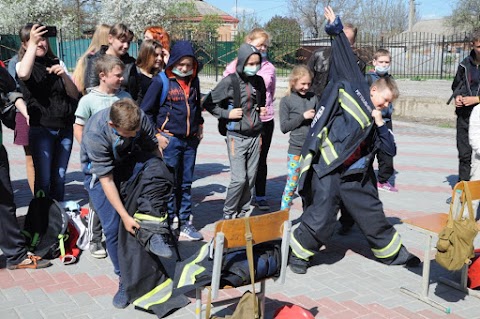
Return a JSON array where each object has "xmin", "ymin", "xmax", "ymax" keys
[{"xmin": 17, "ymin": 23, "xmax": 79, "ymax": 201}]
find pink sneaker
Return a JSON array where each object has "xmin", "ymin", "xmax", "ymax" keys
[{"xmin": 377, "ymin": 181, "xmax": 398, "ymax": 192}]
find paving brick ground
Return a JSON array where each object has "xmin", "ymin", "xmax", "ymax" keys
[{"xmin": 2, "ymin": 110, "xmax": 480, "ymax": 318}]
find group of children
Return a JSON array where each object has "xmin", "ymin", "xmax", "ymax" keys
[{"xmin": 0, "ymin": 7, "xmax": 424, "ymax": 311}]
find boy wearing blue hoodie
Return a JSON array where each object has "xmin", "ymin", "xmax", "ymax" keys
[
  {"xmin": 141, "ymin": 40, "xmax": 204, "ymax": 241},
  {"xmin": 202, "ymin": 44, "xmax": 266, "ymax": 220}
]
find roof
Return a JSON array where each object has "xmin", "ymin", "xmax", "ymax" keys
[
  {"xmin": 182, "ymin": 0, "xmax": 239, "ymax": 24},
  {"xmin": 410, "ymin": 18, "xmax": 467, "ymax": 36}
]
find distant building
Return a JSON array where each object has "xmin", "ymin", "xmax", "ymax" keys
[
  {"xmin": 410, "ymin": 18, "xmax": 468, "ymax": 36},
  {"xmin": 184, "ymin": 0, "xmax": 239, "ymax": 40}
]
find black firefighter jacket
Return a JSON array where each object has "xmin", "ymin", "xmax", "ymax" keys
[{"xmin": 298, "ymin": 17, "xmax": 396, "ymax": 195}]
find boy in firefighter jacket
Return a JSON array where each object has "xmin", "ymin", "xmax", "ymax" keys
[{"xmin": 289, "ymin": 7, "xmax": 420, "ymax": 274}]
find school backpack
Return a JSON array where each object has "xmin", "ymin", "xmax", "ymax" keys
[
  {"xmin": 217, "ymin": 73, "xmax": 241, "ymax": 136},
  {"xmin": 0, "ymin": 66, "xmax": 17, "ymax": 130},
  {"xmin": 23, "ymin": 191, "xmax": 70, "ymax": 259}
]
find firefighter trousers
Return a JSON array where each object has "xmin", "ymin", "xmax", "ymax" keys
[{"xmin": 291, "ymin": 168, "xmax": 402, "ymax": 263}]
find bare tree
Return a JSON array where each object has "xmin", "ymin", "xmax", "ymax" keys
[
  {"xmin": 288, "ymin": 0, "xmax": 361, "ymax": 38},
  {"xmin": 447, "ymin": 0, "xmax": 480, "ymax": 32},
  {"xmin": 358, "ymin": 0, "xmax": 409, "ymax": 37},
  {"xmin": 288, "ymin": 0, "xmax": 410, "ymax": 38}
]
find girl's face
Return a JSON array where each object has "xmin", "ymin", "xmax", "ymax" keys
[
  {"xmin": 144, "ymin": 30, "xmax": 154, "ymax": 41},
  {"xmin": 293, "ymin": 75, "xmax": 312, "ymax": 96},
  {"xmin": 153, "ymin": 47, "xmax": 163, "ymax": 71},
  {"xmin": 24, "ymin": 37, "xmax": 48, "ymax": 57},
  {"xmin": 248, "ymin": 37, "xmax": 268, "ymax": 53},
  {"xmin": 109, "ymin": 35, "xmax": 130, "ymax": 57}
]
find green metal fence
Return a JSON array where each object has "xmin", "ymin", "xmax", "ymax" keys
[{"xmin": 1, "ymin": 30, "xmax": 473, "ymax": 80}]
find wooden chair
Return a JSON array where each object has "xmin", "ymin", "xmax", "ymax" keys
[
  {"xmin": 195, "ymin": 209, "xmax": 291, "ymax": 319},
  {"xmin": 400, "ymin": 181, "xmax": 480, "ymax": 313}
]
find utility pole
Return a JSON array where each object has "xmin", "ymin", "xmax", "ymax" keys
[{"xmin": 408, "ymin": 0, "xmax": 415, "ymax": 32}]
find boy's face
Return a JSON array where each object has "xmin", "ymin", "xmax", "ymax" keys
[
  {"xmin": 100, "ymin": 65, "xmax": 124, "ymax": 91},
  {"xmin": 173, "ymin": 57, "xmax": 194, "ymax": 75},
  {"xmin": 370, "ymin": 86, "xmax": 393, "ymax": 110},
  {"xmin": 373, "ymin": 55, "xmax": 391, "ymax": 67},
  {"xmin": 245, "ymin": 54, "xmax": 261, "ymax": 68},
  {"xmin": 108, "ymin": 35, "xmax": 130, "ymax": 57},
  {"xmin": 472, "ymin": 41, "xmax": 480, "ymax": 58},
  {"xmin": 344, "ymin": 27, "xmax": 356, "ymax": 46}
]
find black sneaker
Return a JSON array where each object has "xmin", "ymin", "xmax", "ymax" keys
[
  {"xmin": 288, "ymin": 254, "xmax": 309, "ymax": 274},
  {"xmin": 223, "ymin": 212, "xmax": 236, "ymax": 220},
  {"xmin": 256, "ymin": 199, "xmax": 270, "ymax": 211},
  {"xmin": 89, "ymin": 242, "xmax": 107, "ymax": 259},
  {"xmin": 148, "ymin": 234, "xmax": 173, "ymax": 258},
  {"xmin": 113, "ymin": 281, "xmax": 129, "ymax": 309}
]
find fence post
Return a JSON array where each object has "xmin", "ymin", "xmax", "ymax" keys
[
  {"xmin": 440, "ymin": 35, "xmax": 445, "ymax": 80},
  {"xmin": 214, "ymin": 37, "xmax": 219, "ymax": 82}
]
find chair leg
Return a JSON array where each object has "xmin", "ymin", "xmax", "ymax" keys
[
  {"xmin": 195, "ymin": 288, "xmax": 202, "ymax": 319},
  {"xmin": 260, "ymin": 281, "xmax": 266, "ymax": 317}
]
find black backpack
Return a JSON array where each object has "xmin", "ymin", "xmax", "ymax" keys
[
  {"xmin": 23, "ymin": 192, "xmax": 70, "ymax": 259},
  {"xmin": 0, "ymin": 66, "xmax": 17, "ymax": 130}
]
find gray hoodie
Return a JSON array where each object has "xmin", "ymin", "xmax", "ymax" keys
[{"xmin": 203, "ymin": 43, "xmax": 266, "ymax": 136}]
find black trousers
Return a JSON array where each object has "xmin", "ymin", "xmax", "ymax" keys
[
  {"xmin": 294, "ymin": 168, "xmax": 398, "ymax": 259},
  {"xmin": 457, "ymin": 107, "xmax": 473, "ymax": 182},
  {"xmin": 255, "ymin": 119, "xmax": 274, "ymax": 198},
  {"xmin": 376, "ymin": 120, "xmax": 394, "ymax": 183},
  {"xmin": 0, "ymin": 145, "xmax": 27, "ymax": 266}
]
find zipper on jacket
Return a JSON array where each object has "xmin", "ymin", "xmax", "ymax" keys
[{"xmin": 246, "ymin": 83, "xmax": 254, "ymax": 130}]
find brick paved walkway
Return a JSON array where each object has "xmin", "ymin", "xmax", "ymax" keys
[{"xmin": 1, "ymin": 112, "xmax": 479, "ymax": 319}]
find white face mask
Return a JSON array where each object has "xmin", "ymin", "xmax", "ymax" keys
[
  {"xmin": 172, "ymin": 68, "xmax": 193, "ymax": 77},
  {"xmin": 375, "ymin": 65, "xmax": 390, "ymax": 75},
  {"xmin": 243, "ymin": 65, "xmax": 260, "ymax": 76}
]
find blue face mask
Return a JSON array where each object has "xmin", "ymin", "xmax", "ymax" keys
[
  {"xmin": 375, "ymin": 65, "xmax": 390, "ymax": 75},
  {"xmin": 172, "ymin": 68, "xmax": 193, "ymax": 77},
  {"xmin": 260, "ymin": 52, "xmax": 267, "ymax": 59},
  {"xmin": 243, "ymin": 65, "xmax": 260, "ymax": 76}
]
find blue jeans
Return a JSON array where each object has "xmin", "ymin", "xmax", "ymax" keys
[
  {"xmin": 84, "ymin": 174, "xmax": 121, "ymax": 276},
  {"xmin": 162, "ymin": 135, "xmax": 199, "ymax": 222},
  {"xmin": 29, "ymin": 126, "xmax": 73, "ymax": 201}
]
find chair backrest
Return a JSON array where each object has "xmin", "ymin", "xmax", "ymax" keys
[
  {"xmin": 456, "ymin": 180, "xmax": 480, "ymax": 201},
  {"xmin": 210, "ymin": 210, "xmax": 291, "ymax": 299},
  {"xmin": 214, "ymin": 209, "xmax": 289, "ymax": 249}
]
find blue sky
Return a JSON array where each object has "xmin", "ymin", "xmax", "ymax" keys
[{"xmin": 206, "ymin": 0, "xmax": 454, "ymax": 24}]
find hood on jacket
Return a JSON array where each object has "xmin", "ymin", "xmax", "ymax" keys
[
  {"xmin": 235, "ymin": 43, "xmax": 262, "ymax": 75},
  {"xmin": 166, "ymin": 40, "xmax": 198, "ymax": 77}
]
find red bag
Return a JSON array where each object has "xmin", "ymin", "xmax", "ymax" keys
[
  {"xmin": 274, "ymin": 305, "xmax": 315, "ymax": 319},
  {"xmin": 468, "ymin": 249, "xmax": 480, "ymax": 289}
]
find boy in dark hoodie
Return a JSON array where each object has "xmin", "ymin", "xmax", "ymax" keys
[
  {"xmin": 202, "ymin": 43, "xmax": 266, "ymax": 220},
  {"xmin": 141, "ymin": 40, "xmax": 204, "ymax": 241},
  {"xmin": 452, "ymin": 30, "xmax": 480, "ymax": 183}
]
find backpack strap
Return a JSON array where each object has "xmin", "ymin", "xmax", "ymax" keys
[
  {"xmin": 158, "ymin": 71, "xmax": 169, "ymax": 106},
  {"xmin": 244, "ymin": 218, "xmax": 259, "ymax": 319},
  {"xmin": 230, "ymin": 73, "xmax": 241, "ymax": 108}
]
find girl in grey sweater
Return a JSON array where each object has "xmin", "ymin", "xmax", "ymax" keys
[{"xmin": 279, "ymin": 65, "xmax": 319, "ymax": 210}]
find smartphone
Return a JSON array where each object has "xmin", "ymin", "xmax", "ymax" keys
[{"xmin": 44, "ymin": 26, "xmax": 57, "ymax": 38}]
